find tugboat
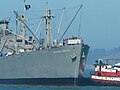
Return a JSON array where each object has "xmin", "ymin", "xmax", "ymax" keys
[{"xmin": 91, "ymin": 59, "xmax": 120, "ymax": 86}]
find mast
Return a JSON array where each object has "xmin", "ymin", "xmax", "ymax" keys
[
  {"xmin": 20, "ymin": 15, "xmax": 26, "ymax": 48},
  {"xmin": 44, "ymin": 3, "xmax": 54, "ymax": 47},
  {"xmin": 20, "ymin": 0, "xmax": 28, "ymax": 48},
  {"xmin": 24, "ymin": 0, "xmax": 26, "ymax": 19},
  {"xmin": 15, "ymin": 11, "xmax": 18, "ymax": 34}
]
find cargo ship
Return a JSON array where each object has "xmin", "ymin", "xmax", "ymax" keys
[
  {"xmin": 0, "ymin": 1, "xmax": 89, "ymax": 85},
  {"xmin": 91, "ymin": 59, "xmax": 120, "ymax": 86}
]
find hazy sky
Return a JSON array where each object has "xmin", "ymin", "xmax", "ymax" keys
[{"xmin": 0, "ymin": 0, "xmax": 120, "ymax": 50}]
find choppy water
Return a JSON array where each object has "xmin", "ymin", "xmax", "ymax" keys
[{"xmin": 0, "ymin": 85, "xmax": 120, "ymax": 90}]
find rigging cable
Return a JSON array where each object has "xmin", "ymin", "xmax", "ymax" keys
[
  {"xmin": 58, "ymin": 5, "xmax": 82, "ymax": 43},
  {"xmin": 14, "ymin": 11, "xmax": 41, "ymax": 45},
  {"xmin": 78, "ymin": 7, "xmax": 83, "ymax": 37}
]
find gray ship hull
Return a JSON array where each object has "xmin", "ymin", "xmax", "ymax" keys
[{"xmin": 0, "ymin": 44, "xmax": 89, "ymax": 85}]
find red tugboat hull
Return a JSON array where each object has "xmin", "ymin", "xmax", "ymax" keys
[{"xmin": 91, "ymin": 60, "xmax": 120, "ymax": 86}]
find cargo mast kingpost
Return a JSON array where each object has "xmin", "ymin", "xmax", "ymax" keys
[{"xmin": 44, "ymin": 3, "xmax": 54, "ymax": 47}]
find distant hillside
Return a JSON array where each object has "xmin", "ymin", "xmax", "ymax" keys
[
  {"xmin": 84, "ymin": 47, "xmax": 120, "ymax": 77},
  {"xmin": 87, "ymin": 49, "xmax": 107, "ymax": 65},
  {"xmin": 86, "ymin": 47, "xmax": 120, "ymax": 68}
]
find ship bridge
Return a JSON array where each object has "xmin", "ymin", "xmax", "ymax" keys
[{"xmin": 63, "ymin": 37, "xmax": 83, "ymax": 45}]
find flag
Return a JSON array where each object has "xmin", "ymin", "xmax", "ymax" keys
[{"xmin": 25, "ymin": 5, "xmax": 31, "ymax": 10}]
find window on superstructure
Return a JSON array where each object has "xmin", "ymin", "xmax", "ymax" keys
[
  {"xmin": 6, "ymin": 25, "xmax": 8, "ymax": 29},
  {"xmin": 0, "ymin": 30, "xmax": 3, "ymax": 35},
  {"xmin": 25, "ymin": 41, "xmax": 32, "ymax": 45},
  {"xmin": 5, "ymin": 30, "xmax": 9, "ymax": 35},
  {"xmin": 16, "ymin": 39, "xmax": 22, "ymax": 42}
]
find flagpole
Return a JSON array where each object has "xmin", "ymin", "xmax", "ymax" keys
[{"xmin": 24, "ymin": 0, "xmax": 26, "ymax": 19}]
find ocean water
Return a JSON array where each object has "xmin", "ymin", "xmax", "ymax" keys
[
  {"xmin": 0, "ymin": 85, "xmax": 120, "ymax": 90},
  {"xmin": 0, "ymin": 70, "xmax": 119, "ymax": 90}
]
